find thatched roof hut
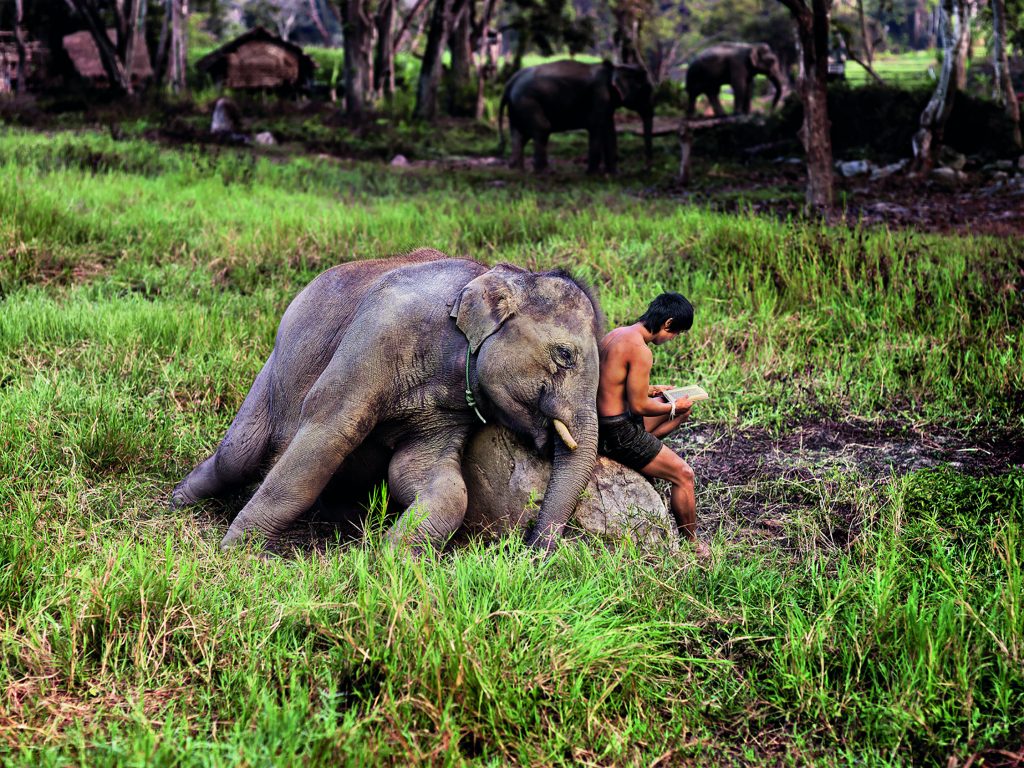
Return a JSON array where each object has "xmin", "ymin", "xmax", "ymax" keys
[
  {"xmin": 62, "ymin": 29, "xmax": 152, "ymax": 86},
  {"xmin": 196, "ymin": 27, "xmax": 315, "ymax": 90}
]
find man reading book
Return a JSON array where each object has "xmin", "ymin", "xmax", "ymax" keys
[{"xmin": 597, "ymin": 292, "xmax": 708, "ymax": 555}]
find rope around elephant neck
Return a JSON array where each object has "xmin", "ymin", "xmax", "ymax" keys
[{"xmin": 465, "ymin": 343, "xmax": 487, "ymax": 424}]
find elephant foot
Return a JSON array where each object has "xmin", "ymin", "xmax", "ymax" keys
[{"xmin": 169, "ymin": 479, "xmax": 195, "ymax": 509}]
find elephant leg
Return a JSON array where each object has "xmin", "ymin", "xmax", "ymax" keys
[
  {"xmin": 171, "ymin": 358, "xmax": 273, "ymax": 507},
  {"xmin": 602, "ymin": 120, "xmax": 618, "ymax": 175},
  {"xmin": 387, "ymin": 435, "xmax": 469, "ymax": 550},
  {"xmin": 532, "ymin": 131, "xmax": 550, "ymax": 173},
  {"xmin": 735, "ymin": 84, "xmax": 750, "ymax": 115},
  {"xmin": 708, "ymin": 88, "xmax": 726, "ymax": 117},
  {"xmin": 586, "ymin": 129, "xmax": 602, "ymax": 174},
  {"xmin": 685, "ymin": 91, "xmax": 697, "ymax": 119},
  {"xmin": 220, "ymin": 363, "xmax": 383, "ymax": 547},
  {"xmin": 509, "ymin": 128, "xmax": 526, "ymax": 170}
]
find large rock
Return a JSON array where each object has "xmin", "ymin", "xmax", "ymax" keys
[
  {"xmin": 459, "ymin": 425, "xmax": 676, "ymax": 547},
  {"xmin": 211, "ymin": 97, "xmax": 241, "ymax": 134}
]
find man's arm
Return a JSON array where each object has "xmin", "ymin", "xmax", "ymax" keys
[{"xmin": 624, "ymin": 346, "xmax": 676, "ymax": 417}]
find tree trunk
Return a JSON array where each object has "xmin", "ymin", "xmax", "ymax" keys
[
  {"xmin": 169, "ymin": 0, "xmax": 188, "ymax": 93},
  {"xmin": 778, "ymin": 0, "xmax": 834, "ymax": 212},
  {"xmin": 67, "ymin": 0, "xmax": 135, "ymax": 94},
  {"xmin": 445, "ymin": 0, "xmax": 474, "ymax": 115},
  {"xmin": 991, "ymin": 0, "xmax": 1022, "ymax": 147},
  {"xmin": 340, "ymin": 0, "xmax": 374, "ymax": 117},
  {"xmin": 473, "ymin": 0, "xmax": 499, "ymax": 119},
  {"xmin": 153, "ymin": 0, "xmax": 171, "ymax": 87},
  {"xmin": 373, "ymin": 0, "xmax": 396, "ymax": 98},
  {"xmin": 309, "ymin": 0, "xmax": 332, "ymax": 44},
  {"xmin": 414, "ymin": 0, "xmax": 456, "ymax": 120},
  {"xmin": 14, "ymin": 0, "xmax": 27, "ymax": 93},
  {"xmin": 677, "ymin": 116, "xmax": 692, "ymax": 185},
  {"xmin": 952, "ymin": 0, "xmax": 972, "ymax": 91},
  {"xmin": 912, "ymin": 0, "xmax": 968, "ymax": 172},
  {"xmin": 856, "ymin": 0, "xmax": 873, "ymax": 68},
  {"xmin": 394, "ymin": 0, "xmax": 432, "ymax": 52},
  {"xmin": 123, "ymin": 0, "xmax": 147, "ymax": 90}
]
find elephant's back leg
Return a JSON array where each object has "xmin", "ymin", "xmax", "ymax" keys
[{"xmin": 172, "ymin": 355, "xmax": 275, "ymax": 506}]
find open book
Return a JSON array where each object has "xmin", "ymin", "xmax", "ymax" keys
[{"xmin": 654, "ymin": 384, "xmax": 709, "ymax": 404}]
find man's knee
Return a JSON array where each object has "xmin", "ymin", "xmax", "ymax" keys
[{"xmin": 671, "ymin": 457, "xmax": 695, "ymax": 486}]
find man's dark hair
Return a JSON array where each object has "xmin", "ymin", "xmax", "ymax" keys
[{"xmin": 637, "ymin": 292, "xmax": 693, "ymax": 333}]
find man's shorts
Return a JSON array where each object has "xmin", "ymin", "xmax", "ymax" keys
[{"xmin": 597, "ymin": 413, "xmax": 663, "ymax": 471}]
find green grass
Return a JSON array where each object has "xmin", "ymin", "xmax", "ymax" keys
[{"xmin": 1, "ymin": 127, "xmax": 1022, "ymax": 765}]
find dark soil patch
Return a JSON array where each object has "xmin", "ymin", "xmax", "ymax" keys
[{"xmin": 672, "ymin": 418, "xmax": 1022, "ymax": 550}]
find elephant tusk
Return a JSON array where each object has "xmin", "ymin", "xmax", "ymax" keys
[{"xmin": 552, "ymin": 419, "xmax": 578, "ymax": 451}]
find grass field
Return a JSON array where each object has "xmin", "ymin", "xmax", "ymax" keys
[{"xmin": 0, "ymin": 126, "xmax": 1022, "ymax": 765}]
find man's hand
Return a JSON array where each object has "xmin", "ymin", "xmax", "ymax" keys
[
  {"xmin": 672, "ymin": 397, "xmax": 693, "ymax": 420},
  {"xmin": 649, "ymin": 384, "xmax": 672, "ymax": 397}
]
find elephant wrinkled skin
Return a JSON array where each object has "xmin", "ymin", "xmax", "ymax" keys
[
  {"xmin": 172, "ymin": 250, "xmax": 603, "ymax": 552},
  {"xmin": 499, "ymin": 59, "xmax": 654, "ymax": 174},
  {"xmin": 459, "ymin": 424, "xmax": 677, "ymax": 548},
  {"xmin": 686, "ymin": 42, "xmax": 785, "ymax": 118}
]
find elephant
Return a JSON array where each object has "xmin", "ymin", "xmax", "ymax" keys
[
  {"xmin": 171, "ymin": 249, "xmax": 603, "ymax": 553},
  {"xmin": 685, "ymin": 43, "xmax": 785, "ymax": 118},
  {"xmin": 498, "ymin": 59, "xmax": 654, "ymax": 174}
]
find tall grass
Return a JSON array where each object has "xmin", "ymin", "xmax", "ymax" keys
[{"xmin": 1, "ymin": 128, "xmax": 1022, "ymax": 764}]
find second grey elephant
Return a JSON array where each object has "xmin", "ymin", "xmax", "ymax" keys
[
  {"xmin": 685, "ymin": 42, "xmax": 785, "ymax": 118},
  {"xmin": 171, "ymin": 250, "xmax": 602, "ymax": 553},
  {"xmin": 498, "ymin": 59, "xmax": 654, "ymax": 174}
]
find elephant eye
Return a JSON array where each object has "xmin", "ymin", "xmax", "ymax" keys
[{"xmin": 552, "ymin": 344, "xmax": 577, "ymax": 369}]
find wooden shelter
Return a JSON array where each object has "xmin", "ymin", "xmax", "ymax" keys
[
  {"xmin": 196, "ymin": 27, "xmax": 315, "ymax": 91},
  {"xmin": 62, "ymin": 29, "xmax": 152, "ymax": 87}
]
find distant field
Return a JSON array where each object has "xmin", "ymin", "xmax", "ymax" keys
[{"xmin": 0, "ymin": 128, "xmax": 1021, "ymax": 766}]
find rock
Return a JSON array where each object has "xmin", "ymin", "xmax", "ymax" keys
[
  {"xmin": 460, "ymin": 425, "xmax": 676, "ymax": 547},
  {"xmin": 930, "ymin": 167, "xmax": 968, "ymax": 187},
  {"xmin": 211, "ymin": 97, "xmax": 241, "ymax": 135},
  {"xmin": 390, "ymin": 154, "xmax": 409, "ymax": 167},
  {"xmin": 981, "ymin": 159, "xmax": 1014, "ymax": 174},
  {"xmin": 870, "ymin": 159, "xmax": 908, "ymax": 181},
  {"xmin": 254, "ymin": 131, "xmax": 276, "ymax": 146},
  {"xmin": 838, "ymin": 159, "xmax": 872, "ymax": 178},
  {"xmin": 938, "ymin": 146, "xmax": 967, "ymax": 171},
  {"xmin": 865, "ymin": 201, "xmax": 911, "ymax": 217}
]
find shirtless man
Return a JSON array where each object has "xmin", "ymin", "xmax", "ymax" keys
[{"xmin": 597, "ymin": 292, "xmax": 707, "ymax": 554}]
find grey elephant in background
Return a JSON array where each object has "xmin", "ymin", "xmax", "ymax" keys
[
  {"xmin": 685, "ymin": 43, "xmax": 785, "ymax": 118},
  {"xmin": 172, "ymin": 249, "xmax": 603, "ymax": 553},
  {"xmin": 498, "ymin": 59, "xmax": 654, "ymax": 174}
]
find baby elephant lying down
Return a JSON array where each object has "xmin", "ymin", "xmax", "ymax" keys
[{"xmin": 172, "ymin": 249, "xmax": 603, "ymax": 553}]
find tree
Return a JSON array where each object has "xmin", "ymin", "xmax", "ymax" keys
[
  {"xmin": 338, "ymin": 0, "xmax": 373, "ymax": 117},
  {"xmin": 14, "ymin": 0, "xmax": 27, "ymax": 93},
  {"xmin": 64, "ymin": 0, "xmax": 145, "ymax": 95},
  {"xmin": 776, "ymin": 0, "xmax": 835, "ymax": 211},
  {"xmin": 991, "ymin": 0, "xmax": 1022, "ymax": 146},
  {"xmin": 912, "ymin": 0, "xmax": 975, "ymax": 172},
  {"xmin": 414, "ymin": 0, "xmax": 457, "ymax": 119}
]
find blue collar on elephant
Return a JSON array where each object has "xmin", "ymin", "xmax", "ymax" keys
[{"xmin": 465, "ymin": 342, "xmax": 487, "ymax": 424}]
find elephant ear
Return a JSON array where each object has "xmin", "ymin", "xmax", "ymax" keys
[
  {"xmin": 750, "ymin": 44, "xmax": 772, "ymax": 69},
  {"xmin": 450, "ymin": 266, "xmax": 528, "ymax": 352}
]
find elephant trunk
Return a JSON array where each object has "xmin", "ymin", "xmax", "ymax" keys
[
  {"xmin": 768, "ymin": 69, "xmax": 784, "ymax": 111},
  {"xmin": 525, "ymin": 411, "xmax": 599, "ymax": 552}
]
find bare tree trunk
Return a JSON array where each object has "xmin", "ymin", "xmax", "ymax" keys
[
  {"xmin": 340, "ymin": 0, "xmax": 374, "ymax": 117},
  {"xmin": 446, "ymin": 0, "xmax": 474, "ymax": 115},
  {"xmin": 857, "ymin": 0, "xmax": 874, "ymax": 69},
  {"xmin": 308, "ymin": 0, "xmax": 332, "ymax": 45},
  {"xmin": 14, "ymin": 0, "xmax": 27, "ymax": 93},
  {"xmin": 952, "ymin": 0, "xmax": 972, "ymax": 91},
  {"xmin": 474, "ymin": 0, "xmax": 499, "ymax": 119},
  {"xmin": 66, "ymin": 0, "xmax": 135, "ymax": 94},
  {"xmin": 912, "ymin": 0, "xmax": 968, "ymax": 172},
  {"xmin": 991, "ymin": 0, "xmax": 1022, "ymax": 147},
  {"xmin": 123, "ymin": 0, "xmax": 147, "ymax": 90},
  {"xmin": 394, "ymin": 0, "xmax": 432, "ymax": 52},
  {"xmin": 153, "ymin": 0, "xmax": 171, "ymax": 87},
  {"xmin": 168, "ymin": 0, "xmax": 188, "ymax": 93},
  {"xmin": 677, "ymin": 117, "xmax": 692, "ymax": 185},
  {"xmin": 778, "ymin": 0, "xmax": 835, "ymax": 212},
  {"xmin": 415, "ymin": 0, "xmax": 456, "ymax": 120},
  {"xmin": 374, "ymin": 0, "xmax": 396, "ymax": 98}
]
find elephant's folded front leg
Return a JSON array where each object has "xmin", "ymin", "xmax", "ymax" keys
[{"xmin": 386, "ymin": 435, "xmax": 470, "ymax": 551}]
